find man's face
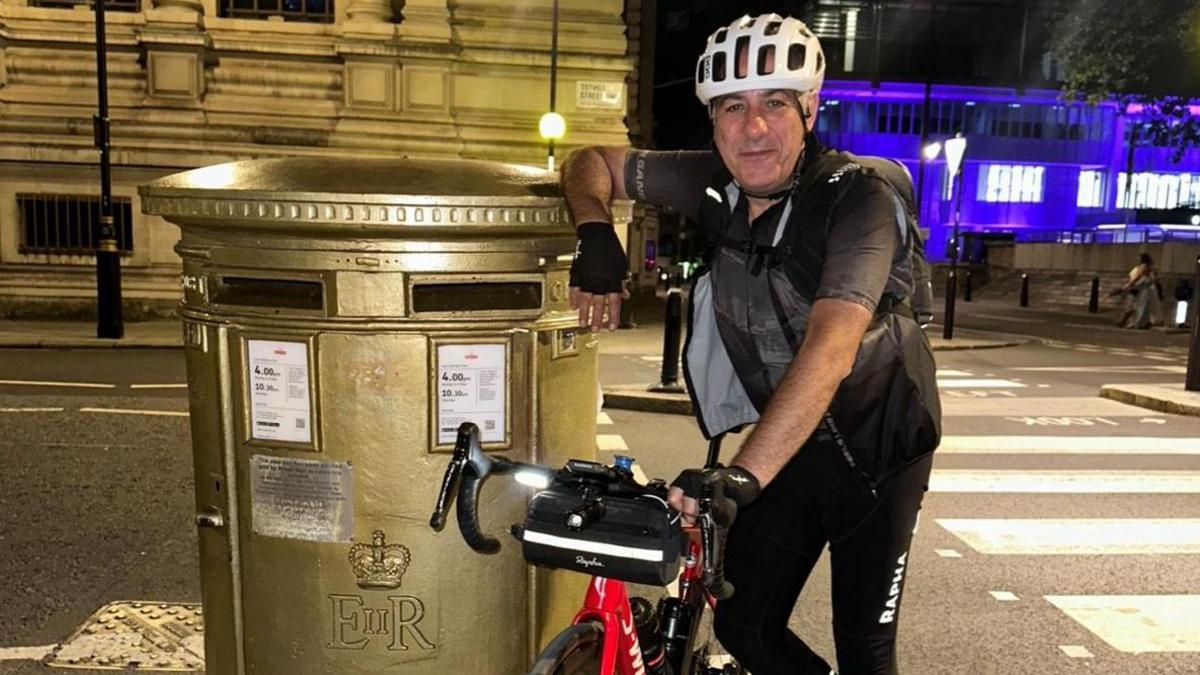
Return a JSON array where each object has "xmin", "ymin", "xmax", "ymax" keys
[{"xmin": 712, "ymin": 89, "xmax": 815, "ymax": 196}]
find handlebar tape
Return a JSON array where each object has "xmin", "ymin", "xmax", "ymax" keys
[{"xmin": 458, "ymin": 467, "xmax": 502, "ymax": 554}]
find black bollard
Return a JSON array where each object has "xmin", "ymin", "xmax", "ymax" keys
[
  {"xmin": 1187, "ymin": 256, "xmax": 1200, "ymax": 392},
  {"xmin": 964, "ymin": 270, "xmax": 973, "ymax": 302},
  {"xmin": 1019, "ymin": 273, "xmax": 1029, "ymax": 308},
  {"xmin": 1088, "ymin": 276, "xmax": 1100, "ymax": 313},
  {"xmin": 943, "ymin": 268, "xmax": 957, "ymax": 341},
  {"xmin": 649, "ymin": 289, "xmax": 685, "ymax": 393}
]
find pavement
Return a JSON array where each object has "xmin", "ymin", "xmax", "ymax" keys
[{"xmin": 1, "ymin": 301, "xmax": 1197, "ymax": 419}]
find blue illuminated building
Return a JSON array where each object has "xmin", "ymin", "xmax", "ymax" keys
[{"xmin": 815, "ymin": 81, "xmax": 1200, "ymax": 260}]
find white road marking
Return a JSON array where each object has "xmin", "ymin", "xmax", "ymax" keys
[
  {"xmin": 989, "ymin": 591, "xmax": 1019, "ymax": 602},
  {"xmin": 129, "ymin": 383, "xmax": 188, "ymax": 389},
  {"xmin": 1141, "ymin": 418, "xmax": 1167, "ymax": 425},
  {"xmin": 1059, "ymin": 645, "xmax": 1094, "ymax": 659},
  {"xmin": 936, "ymin": 369, "xmax": 974, "ymax": 377},
  {"xmin": 937, "ymin": 436, "xmax": 1196, "ymax": 454},
  {"xmin": 1075, "ymin": 347, "xmax": 1103, "ymax": 353},
  {"xmin": 0, "ymin": 379, "xmax": 114, "ymax": 389},
  {"xmin": 0, "ymin": 407, "xmax": 65, "ymax": 413},
  {"xmin": 596, "ymin": 434, "xmax": 628, "ymax": 451},
  {"xmin": 971, "ymin": 313, "xmax": 1042, "ymax": 323},
  {"xmin": 937, "ymin": 379, "xmax": 1026, "ymax": 389},
  {"xmin": 943, "ymin": 397, "xmax": 1158, "ymax": 417},
  {"xmin": 929, "ymin": 470, "xmax": 1200, "ymax": 493},
  {"xmin": 596, "ymin": 412, "xmax": 613, "ymax": 426},
  {"xmin": 79, "ymin": 407, "xmax": 190, "ymax": 418},
  {"xmin": 937, "ymin": 519, "xmax": 1200, "ymax": 554},
  {"xmin": 640, "ymin": 356, "xmax": 663, "ymax": 362},
  {"xmin": 1046, "ymin": 595, "xmax": 1200, "ymax": 653},
  {"xmin": 935, "ymin": 549, "xmax": 962, "ymax": 558},
  {"xmin": 0, "ymin": 645, "xmax": 56, "ymax": 661},
  {"xmin": 1143, "ymin": 354, "xmax": 1179, "ymax": 362}
]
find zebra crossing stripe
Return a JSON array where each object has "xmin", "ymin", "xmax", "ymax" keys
[
  {"xmin": 936, "ymin": 518, "xmax": 1200, "ymax": 555},
  {"xmin": 938, "ymin": 436, "xmax": 1200, "ymax": 454},
  {"xmin": 0, "ymin": 645, "xmax": 56, "ymax": 661},
  {"xmin": 596, "ymin": 412, "xmax": 613, "ymax": 426},
  {"xmin": 1045, "ymin": 595, "xmax": 1200, "ymax": 653},
  {"xmin": 937, "ymin": 379, "xmax": 1025, "ymax": 389},
  {"xmin": 942, "ymin": 397, "xmax": 1159, "ymax": 417},
  {"xmin": 929, "ymin": 470, "xmax": 1200, "ymax": 493},
  {"xmin": 936, "ymin": 369, "xmax": 974, "ymax": 377},
  {"xmin": 596, "ymin": 434, "xmax": 628, "ymax": 451}
]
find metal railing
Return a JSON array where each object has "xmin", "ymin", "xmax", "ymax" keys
[
  {"xmin": 17, "ymin": 194, "xmax": 134, "ymax": 256},
  {"xmin": 27, "ymin": 0, "xmax": 140, "ymax": 11},
  {"xmin": 220, "ymin": 0, "xmax": 335, "ymax": 23},
  {"xmin": 1015, "ymin": 229, "xmax": 1200, "ymax": 245}
]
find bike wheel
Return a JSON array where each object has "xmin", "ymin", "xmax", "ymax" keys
[{"xmin": 527, "ymin": 621, "xmax": 605, "ymax": 675}]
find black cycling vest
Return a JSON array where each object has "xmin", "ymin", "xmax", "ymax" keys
[{"xmin": 682, "ymin": 148, "xmax": 942, "ymax": 484}]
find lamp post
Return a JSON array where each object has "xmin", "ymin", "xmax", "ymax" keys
[
  {"xmin": 93, "ymin": 0, "xmax": 123, "ymax": 338},
  {"xmin": 941, "ymin": 132, "xmax": 967, "ymax": 340},
  {"xmin": 541, "ymin": 0, "xmax": 563, "ymax": 171}
]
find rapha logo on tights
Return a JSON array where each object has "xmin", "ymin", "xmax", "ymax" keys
[
  {"xmin": 575, "ymin": 556, "xmax": 604, "ymax": 569},
  {"xmin": 878, "ymin": 551, "xmax": 908, "ymax": 624}
]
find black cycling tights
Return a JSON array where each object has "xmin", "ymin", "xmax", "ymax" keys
[{"xmin": 713, "ymin": 434, "xmax": 933, "ymax": 675}]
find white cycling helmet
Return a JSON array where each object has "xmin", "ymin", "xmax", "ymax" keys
[{"xmin": 695, "ymin": 14, "xmax": 825, "ymax": 106}]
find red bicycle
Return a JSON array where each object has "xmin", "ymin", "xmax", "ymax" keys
[{"xmin": 430, "ymin": 423, "xmax": 742, "ymax": 675}]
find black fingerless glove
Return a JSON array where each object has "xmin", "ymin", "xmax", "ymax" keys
[
  {"xmin": 569, "ymin": 222, "xmax": 627, "ymax": 294},
  {"xmin": 671, "ymin": 465, "xmax": 761, "ymax": 507}
]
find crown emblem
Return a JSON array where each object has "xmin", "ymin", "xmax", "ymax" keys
[{"xmin": 348, "ymin": 530, "xmax": 412, "ymax": 590}]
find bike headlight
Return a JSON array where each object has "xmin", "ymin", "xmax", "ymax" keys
[{"xmin": 515, "ymin": 468, "xmax": 552, "ymax": 489}]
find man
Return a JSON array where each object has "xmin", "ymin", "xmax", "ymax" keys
[{"xmin": 562, "ymin": 14, "xmax": 941, "ymax": 675}]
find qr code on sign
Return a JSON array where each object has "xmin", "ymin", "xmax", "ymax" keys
[
  {"xmin": 484, "ymin": 420, "xmax": 495, "ymax": 431},
  {"xmin": 295, "ymin": 418, "xmax": 306, "ymax": 429}
]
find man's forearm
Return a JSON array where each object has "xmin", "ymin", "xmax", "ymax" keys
[
  {"xmin": 730, "ymin": 299, "xmax": 870, "ymax": 486},
  {"xmin": 562, "ymin": 148, "xmax": 617, "ymax": 226}
]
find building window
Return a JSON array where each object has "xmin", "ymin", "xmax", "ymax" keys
[
  {"xmin": 1116, "ymin": 172, "xmax": 1200, "ymax": 209},
  {"xmin": 1077, "ymin": 170, "xmax": 1105, "ymax": 208},
  {"xmin": 17, "ymin": 194, "xmax": 134, "ymax": 256},
  {"xmin": 979, "ymin": 164, "xmax": 1044, "ymax": 203},
  {"xmin": 220, "ymin": 0, "xmax": 334, "ymax": 22},
  {"xmin": 28, "ymin": 0, "xmax": 140, "ymax": 10}
]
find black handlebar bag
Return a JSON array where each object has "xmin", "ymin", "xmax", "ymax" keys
[{"xmin": 518, "ymin": 488, "xmax": 683, "ymax": 586}]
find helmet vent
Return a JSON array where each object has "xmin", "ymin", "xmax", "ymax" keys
[
  {"xmin": 696, "ymin": 59, "xmax": 706, "ymax": 84},
  {"xmin": 758, "ymin": 46, "xmax": 776, "ymax": 75},
  {"xmin": 714, "ymin": 28, "xmax": 728, "ymax": 44},
  {"xmin": 735, "ymin": 36, "xmax": 750, "ymax": 78},
  {"xmin": 712, "ymin": 51, "xmax": 727, "ymax": 82},
  {"xmin": 788, "ymin": 44, "xmax": 806, "ymax": 71},
  {"xmin": 800, "ymin": 27, "xmax": 813, "ymax": 38},
  {"xmin": 765, "ymin": 20, "xmax": 782, "ymax": 36},
  {"xmin": 816, "ymin": 51, "xmax": 824, "ymax": 73}
]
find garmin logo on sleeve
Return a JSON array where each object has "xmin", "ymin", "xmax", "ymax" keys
[
  {"xmin": 634, "ymin": 154, "xmax": 647, "ymax": 200},
  {"xmin": 877, "ymin": 551, "xmax": 908, "ymax": 624}
]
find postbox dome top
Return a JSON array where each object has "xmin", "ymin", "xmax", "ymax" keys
[{"xmin": 142, "ymin": 157, "xmax": 561, "ymax": 200}]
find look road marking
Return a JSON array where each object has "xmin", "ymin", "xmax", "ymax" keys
[
  {"xmin": 929, "ymin": 470, "xmax": 1200, "ymax": 493},
  {"xmin": 0, "ymin": 379, "xmax": 114, "ymax": 389},
  {"xmin": 937, "ymin": 519, "xmax": 1200, "ymax": 555},
  {"xmin": 938, "ymin": 436, "xmax": 1200, "ymax": 454},
  {"xmin": 1046, "ymin": 595, "xmax": 1200, "ymax": 653}
]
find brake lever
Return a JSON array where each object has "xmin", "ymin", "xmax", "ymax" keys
[{"xmin": 429, "ymin": 432, "xmax": 471, "ymax": 531}]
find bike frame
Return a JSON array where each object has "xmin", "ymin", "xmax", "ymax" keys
[{"xmin": 568, "ymin": 532, "xmax": 710, "ymax": 675}]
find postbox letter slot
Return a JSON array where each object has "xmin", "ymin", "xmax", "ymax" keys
[
  {"xmin": 211, "ymin": 276, "xmax": 324, "ymax": 311},
  {"xmin": 412, "ymin": 282, "xmax": 542, "ymax": 313}
]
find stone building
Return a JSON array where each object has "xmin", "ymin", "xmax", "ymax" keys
[{"xmin": 0, "ymin": 0, "xmax": 644, "ymax": 316}]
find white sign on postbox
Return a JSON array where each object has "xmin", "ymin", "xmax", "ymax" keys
[
  {"xmin": 436, "ymin": 343, "xmax": 507, "ymax": 445},
  {"xmin": 248, "ymin": 339, "xmax": 312, "ymax": 444}
]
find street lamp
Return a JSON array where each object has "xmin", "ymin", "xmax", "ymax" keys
[
  {"xmin": 941, "ymin": 132, "xmax": 967, "ymax": 340},
  {"xmin": 542, "ymin": 0, "xmax": 562, "ymax": 171},
  {"xmin": 540, "ymin": 111, "xmax": 566, "ymax": 171}
]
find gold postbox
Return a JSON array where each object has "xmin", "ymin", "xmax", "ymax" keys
[{"xmin": 141, "ymin": 158, "xmax": 626, "ymax": 674}]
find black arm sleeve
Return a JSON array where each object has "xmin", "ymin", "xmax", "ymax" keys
[
  {"xmin": 623, "ymin": 150, "xmax": 724, "ymax": 223},
  {"xmin": 815, "ymin": 176, "xmax": 902, "ymax": 314}
]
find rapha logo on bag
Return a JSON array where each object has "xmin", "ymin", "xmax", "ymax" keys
[{"xmin": 575, "ymin": 555, "xmax": 604, "ymax": 569}]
